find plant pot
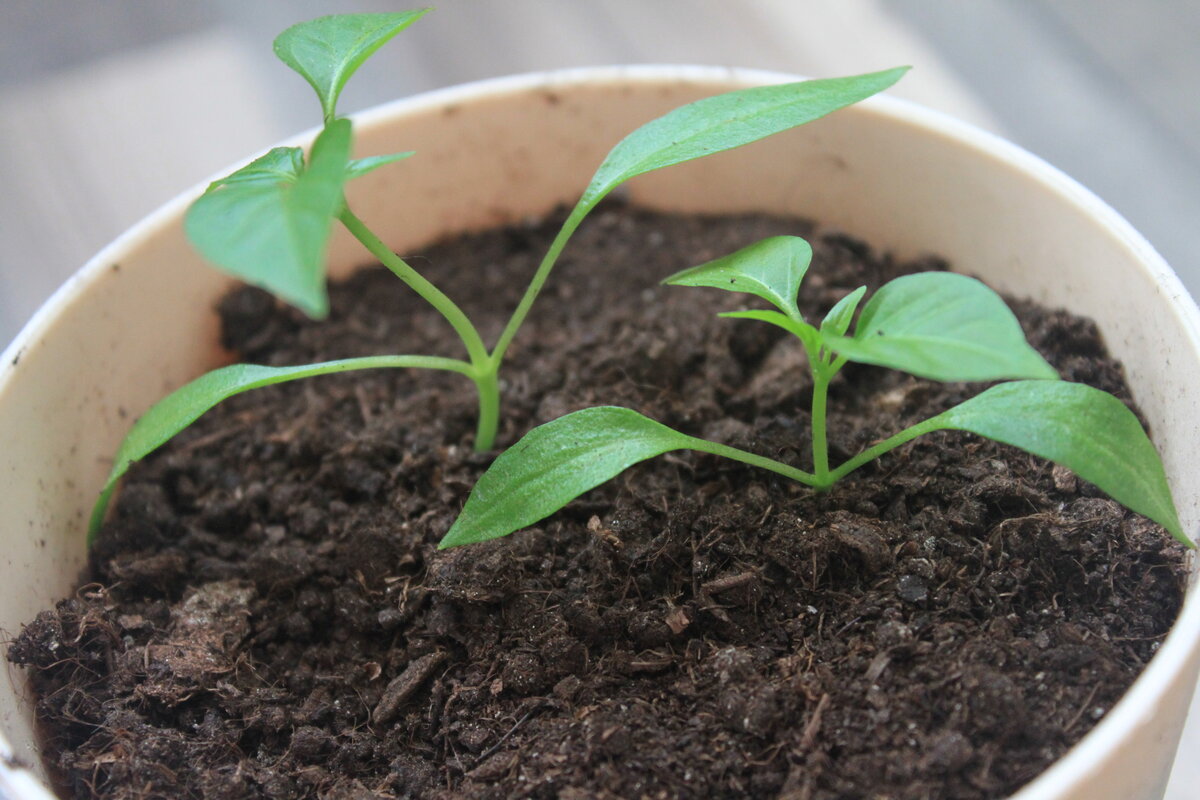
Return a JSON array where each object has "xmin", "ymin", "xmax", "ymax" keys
[{"xmin": 1, "ymin": 66, "xmax": 1197, "ymax": 800}]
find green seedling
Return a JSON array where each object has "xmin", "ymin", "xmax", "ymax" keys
[
  {"xmin": 441, "ymin": 235, "xmax": 1190, "ymax": 549},
  {"xmin": 88, "ymin": 8, "xmax": 910, "ymax": 541}
]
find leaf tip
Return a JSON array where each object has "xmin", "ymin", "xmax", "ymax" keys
[
  {"xmin": 437, "ymin": 525, "xmax": 468, "ymax": 550},
  {"xmin": 301, "ymin": 293, "xmax": 331, "ymax": 321}
]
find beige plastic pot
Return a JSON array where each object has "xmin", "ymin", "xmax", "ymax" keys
[{"xmin": 2, "ymin": 66, "xmax": 1197, "ymax": 799}]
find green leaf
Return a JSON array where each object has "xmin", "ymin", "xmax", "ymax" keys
[
  {"xmin": 440, "ymin": 407, "xmax": 698, "ymax": 548},
  {"xmin": 207, "ymin": 147, "xmax": 304, "ymax": 189},
  {"xmin": 186, "ymin": 119, "xmax": 353, "ymax": 318},
  {"xmin": 580, "ymin": 67, "xmax": 908, "ymax": 210},
  {"xmin": 720, "ymin": 309, "xmax": 819, "ymax": 352},
  {"xmin": 930, "ymin": 381, "xmax": 1189, "ymax": 546},
  {"xmin": 346, "ymin": 151, "xmax": 414, "ymax": 180},
  {"xmin": 89, "ymin": 354, "xmax": 473, "ymax": 543},
  {"xmin": 820, "ymin": 285, "xmax": 867, "ymax": 337},
  {"xmin": 664, "ymin": 236, "xmax": 812, "ymax": 316},
  {"xmin": 824, "ymin": 272, "xmax": 1058, "ymax": 382},
  {"xmin": 273, "ymin": 10, "xmax": 430, "ymax": 122}
]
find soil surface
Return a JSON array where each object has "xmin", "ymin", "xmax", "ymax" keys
[{"xmin": 9, "ymin": 204, "xmax": 1187, "ymax": 800}]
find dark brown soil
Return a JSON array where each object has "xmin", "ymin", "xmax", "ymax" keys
[{"xmin": 9, "ymin": 204, "xmax": 1186, "ymax": 800}]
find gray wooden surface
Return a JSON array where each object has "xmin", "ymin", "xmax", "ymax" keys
[{"xmin": 1, "ymin": 2, "xmax": 1196, "ymax": 796}]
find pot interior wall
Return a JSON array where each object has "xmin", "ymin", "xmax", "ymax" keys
[{"xmin": 1, "ymin": 69, "xmax": 1196, "ymax": 797}]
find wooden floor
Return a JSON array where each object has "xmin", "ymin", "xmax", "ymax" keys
[{"xmin": 1, "ymin": 1, "xmax": 1197, "ymax": 795}]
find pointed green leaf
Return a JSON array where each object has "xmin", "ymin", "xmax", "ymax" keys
[
  {"xmin": 820, "ymin": 285, "xmax": 867, "ymax": 337},
  {"xmin": 346, "ymin": 151, "xmax": 414, "ymax": 180},
  {"xmin": 186, "ymin": 119, "xmax": 353, "ymax": 318},
  {"xmin": 207, "ymin": 147, "xmax": 304, "ymax": 189},
  {"xmin": 824, "ymin": 272, "xmax": 1057, "ymax": 382},
  {"xmin": 274, "ymin": 10, "xmax": 430, "ymax": 122},
  {"xmin": 579, "ymin": 67, "xmax": 909, "ymax": 209},
  {"xmin": 720, "ymin": 309, "xmax": 819, "ymax": 352},
  {"xmin": 89, "ymin": 354, "xmax": 472, "ymax": 543},
  {"xmin": 664, "ymin": 236, "xmax": 812, "ymax": 316},
  {"xmin": 440, "ymin": 407, "xmax": 698, "ymax": 548},
  {"xmin": 928, "ymin": 381, "xmax": 1188, "ymax": 546}
]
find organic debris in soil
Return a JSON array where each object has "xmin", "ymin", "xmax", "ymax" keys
[{"xmin": 10, "ymin": 204, "xmax": 1186, "ymax": 800}]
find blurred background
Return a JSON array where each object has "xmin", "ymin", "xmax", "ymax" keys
[
  {"xmin": 4, "ymin": 1, "xmax": 1199, "ymax": 348},
  {"xmin": 0, "ymin": 1, "xmax": 1197, "ymax": 792}
]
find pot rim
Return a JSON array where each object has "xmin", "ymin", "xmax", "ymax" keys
[{"xmin": 2, "ymin": 65, "xmax": 1196, "ymax": 799}]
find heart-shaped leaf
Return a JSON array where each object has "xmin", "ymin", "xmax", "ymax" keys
[
  {"xmin": 664, "ymin": 236, "xmax": 812, "ymax": 316},
  {"xmin": 90, "ymin": 354, "xmax": 472, "ymax": 542},
  {"xmin": 824, "ymin": 272, "xmax": 1057, "ymax": 381},
  {"xmin": 186, "ymin": 118, "xmax": 352, "ymax": 318},
  {"xmin": 274, "ymin": 10, "xmax": 430, "ymax": 122},
  {"xmin": 580, "ymin": 67, "xmax": 908, "ymax": 210},
  {"xmin": 930, "ymin": 381, "xmax": 1188, "ymax": 545},
  {"xmin": 440, "ymin": 407, "xmax": 698, "ymax": 549}
]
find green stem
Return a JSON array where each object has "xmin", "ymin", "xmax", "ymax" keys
[
  {"xmin": 88, "ymin": 354, "xmax": 476, "ymax": 545},
  {"xmin": 811, "ymin": 366, "xmax": 831, "ymax": 485},
  {"xmin": 827, "ymin": 416, "xmax": 944, "ymax": 484},
  {"xmin": 473, "ymin": 367, "xmax": 500, "ymax": 451},
  {"xmin": 339, "ymin": 208, "xmax": 490, "ymax": 367},
  {"xmin": 684, "ymin": 436, "xmax": 820, "ymax": 487},
  {"xmin": 491, "ymin": 201, "xmax": 590, "ymax": 365}
]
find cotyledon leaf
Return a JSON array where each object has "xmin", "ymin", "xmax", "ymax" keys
[
  {"xmin": 185, "ymin": 119, "xmax": 352, "ymax": 318},
  {"xmin": 206, "ymin": 147, "xmax": 304, "ymax": 189},
  {"xmin": 578, "ymin": 67, "xmax": 909, "ymax": 211},
  {"xmin": 440, "ymin": 407, "xmax": 818, "ymax": 549},
  {"xmin": 89, "ymin": 355, "xmax": 472, "ymax": 544},
  {"xmin": 346, "ymin": 151, "xmax": 414, "ymax": 180},
  {"xmin": 719, "ymin": 309, "xmax": 819, "ymax": 352},
  {"xmin": 898, "ymin": 381, "xmax": 1188, "ymax": 546},
  {"xmin": 488, "ymin": 68, "xmax": 908, "ymax": 366},
  {"xmin": 440, "ymin": 408, "xmax": 700, "ymax": 549},
  {"xmin": 664, "ymin": 236, "xmax": 812, "ymax": 316},
  {"xmin": 273, "ymin": 10, "xmax": 430, "ymax": 122},
  {"xmin": 824, "ymin": 272, "xmax": 1058, "ymax": 382},
  {"xmin": 441, "ymin": 387, "xmax": 1190, "ymax": 550}
]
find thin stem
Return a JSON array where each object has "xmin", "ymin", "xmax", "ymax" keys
[
  {"xmin": 234, "ymin": 354, "xmax": 476, "ymax": 380},
  {"xmin": 684, "ymin": 436, "xmax": 820, "ymax": 487},
  {"xmin": 491, "ymin": 201, "xmax": 589, "ymax": 365},
  {"xmin": 87, "ymin": 354, "xmax": 476, "ymax": 544},
  {"xmin": 827, "ymin": 416, "xmax": 945, "ymax": 484},
  {"xmin": 473, "ymin": 368, "xmax": 501, "ymax": 451},
  {"xmin": 811, "ymin": 366, "xmax": 831, "ymax": 484},
  {"xmin": 339, "ymin": 208, "xmax": 490, "ymax": 367}
]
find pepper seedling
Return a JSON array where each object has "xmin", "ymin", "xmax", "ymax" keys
[
  {"xmin": 440, "ymin": 235, "xmax": 1191, "ymax": 549},
  {"xmin": 88, "ymin": 8, "xmax": 911, "ymax": 541}
]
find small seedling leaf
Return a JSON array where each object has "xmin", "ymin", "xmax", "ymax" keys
[
  {"xmin": 664, "ymin": 236, "xmax": 812, "ymax": 316},
  {"xmin": 440, "ymin": 407, "xmax": 697, "ymax": 548},
  {"xmin": 820, "ymin": 285, "xmax": 867, "ymax": 337},
  {"xmin": 274, "ymin": 10, "xmax": 430, "ymax": 122},
  {"xmin": 207, "ymin": 147, "xmax": 305, "ymax": 189},
  {"xmin": 824, "ymin": 272, "xmax": 1058, "ymax": 381},
  {"xmin": 186, "ymin": 119, "xmax": 352, "ymax": 318},
  {"xmin": 346, "ymin": 151, "xmax": 415, "ymax": 180},
  {"xmin": 89, "ymin": 354, "xmax": 472, "ymax": 543},
  {"xmin": 720, "ymin": 309, "xmax": 820, "ymax": 351},
  {"xmin": 580, "ymin": 67, "xmax": 909, "ymax": 210},
  {"xmin": 930, "ymin": 381, "xmax": 1188, "ymax": 545}
]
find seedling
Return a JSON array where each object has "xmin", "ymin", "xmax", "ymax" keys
[
  {"xmin": 87, "ymin": 10, "xmax": 909, "ymax": 541},
  {"xmin": 441, "ymin": 235, "xmax": 1191, "ymax": 549}
]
